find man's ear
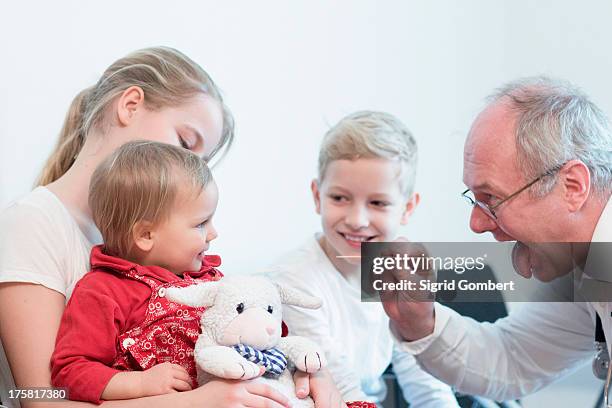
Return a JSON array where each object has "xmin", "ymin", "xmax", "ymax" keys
[
  {"xmin": 132, "ymin": 220, "xmax": 155, "ymax": 252},
  {"xmin": 560, "ymin": 160, "xmax": 591, "ymax": 212},
  {"xmin": 400, "ymin": 192, "xmax": 420, "ymax": 225},
  {"xmin": 311, "ymin": 179, "xmax": 321, "ymax": 214},
  {"xmin": 116, "ymin": 86, "xmax": 146, "ymax": 126}
]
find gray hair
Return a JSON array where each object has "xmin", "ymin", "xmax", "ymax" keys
[
  {"xmin": 318, "ymin": 111, "xmax": 417, "ymax": 196},
  {"xmin": 488, "ymin": 76, "xmax": 612, "ymax": 198}
]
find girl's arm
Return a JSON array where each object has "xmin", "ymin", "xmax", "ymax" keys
[
  {"xmin": 0, "ymin": 283, "xmax": 66, "ymax": 393},
  {"xmin": 4, "ymin": 380, "xmax": 292, "ymax": 408},
  {"xmin": 0, "ymin": 283, "xmax": 291, "ymax": 408}
]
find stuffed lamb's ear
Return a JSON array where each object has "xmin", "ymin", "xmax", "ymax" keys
[
  {"xmin": 166, "ymin": 281, "xmax": 220, "ymax": 308},
  {"xmin": 274, "ymin": 283, "xmax": 321, "ymax": 309}
]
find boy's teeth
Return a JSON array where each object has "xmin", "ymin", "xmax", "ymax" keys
[{"xmin": 344, "ymin": 234, "xmax": 368, "ymax": 242}]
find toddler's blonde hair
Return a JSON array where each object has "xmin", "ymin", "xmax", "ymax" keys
[
  {"xmin": 89, "ymin": 140, "xmax": 212, "ymax": 258},
  {"xmin": 318, "ymin": 111, "xmax": 417, "ymax": 196}
]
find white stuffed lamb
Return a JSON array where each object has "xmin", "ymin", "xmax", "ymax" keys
[{"xmin": 166, "ymin": 276, "xmax": 327, "ymax": 408}]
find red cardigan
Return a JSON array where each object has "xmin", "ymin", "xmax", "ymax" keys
[{"xmin": 50, "ymin": 246, "xmax": 222, "ymax": 404}]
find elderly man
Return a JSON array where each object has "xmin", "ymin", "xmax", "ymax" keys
[{"xmin": 383, "ymin": 77, "xmax": 612, "ymax": 400}]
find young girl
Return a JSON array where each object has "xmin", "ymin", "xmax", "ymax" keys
[
  {"xmin": 267, "ymin": 111, "xmax": 459, "ymax": 407},
  {"xmin": 51, "ymin": 141, "xmax": 223, "ymax": 402},
  {"xmin": 0, "ymin": 47, "xmax": 338, "ymax": 408}
]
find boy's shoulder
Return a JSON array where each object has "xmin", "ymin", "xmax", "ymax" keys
[
  {"xmin": 267, "ymin": 235, "xmax": 333, "ymax": 285},
  {"xmin": 270, "ymin": 235, "xmax": 318, "ymax": 265}
]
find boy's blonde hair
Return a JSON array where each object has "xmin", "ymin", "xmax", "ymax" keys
[
  {"xmin": 37, "ymin": 46, "xmax": 234, "ymax": 186},
  {"xmin": 89, "ymin": 140, "xmax": 213, "ymax": 258},
  {"xmin": 318, "ymin": 111, "xmax": 417, "ymax": 196}
]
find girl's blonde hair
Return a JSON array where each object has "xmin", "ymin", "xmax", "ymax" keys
[
  {"xmin": 37, "ymin": 46, "xmax": 234, "ymax": 186},
  {"xmin": 318, "ymin": 111, "xmax": 418, "ymax": 196},
  {"xmin": 89, "ymin": 140, "xmax": 212, "ymax": 258}
]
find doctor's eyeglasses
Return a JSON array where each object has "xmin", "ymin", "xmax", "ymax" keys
[{"xmin": 461, "ymin": 163, "xmax": 566, "ymax": 220}]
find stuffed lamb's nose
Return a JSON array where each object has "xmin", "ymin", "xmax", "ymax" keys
[{"xmin": 266, "ymin": 326, "xmax": 275, "ymax": 335}]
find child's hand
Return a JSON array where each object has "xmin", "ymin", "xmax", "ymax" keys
[{"xmin": 139, "ymin": 362, "xmax": 193, "ymax": 396}]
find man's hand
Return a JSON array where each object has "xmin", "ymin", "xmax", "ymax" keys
[{"xmin": 378, "ymin": 239, "xmax": 436, "ymax": 342}]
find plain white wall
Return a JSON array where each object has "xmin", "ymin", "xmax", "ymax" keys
[
  {"xmin": 1, "ymin": 2, "xmax": 610, "ymax": 405},
  {"xmin": 0, "ymin": 0, "xmax": 510, "ymax": 273},
  {"xmin": 2, "ymin": 1, "xmax": 612, "ymax": 270}
]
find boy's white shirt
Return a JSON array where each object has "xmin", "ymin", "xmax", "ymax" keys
[{"xmin": 266, "ymin": 234, "xmax": 459, "ymax": 406}]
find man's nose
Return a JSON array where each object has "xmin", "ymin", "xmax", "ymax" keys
[
  {"xmin": 469, "ymin": 206, "xmax": 498, "ymax": 234},
  {"xmin": 345, "ymin": 205, "xmax": 369, "ymax": 229}
]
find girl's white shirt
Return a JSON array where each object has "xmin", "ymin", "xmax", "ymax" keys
[{"xmin": 0, "ymin": 187, "xmax": 94, "ymax": 408}]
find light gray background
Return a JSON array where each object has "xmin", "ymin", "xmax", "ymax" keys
[{"xmin": 0, "ymin": 1, "xmax": 608, "ymax": 406}]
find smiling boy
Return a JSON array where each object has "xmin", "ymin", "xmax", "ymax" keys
[{"xmin": 267, "ymin": 111, "xmax": 458, "ymax": 406}]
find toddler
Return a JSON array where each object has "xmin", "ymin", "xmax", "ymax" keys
[{"xmin": 51, "ymin": 141, "xmax": 222, "ymax": 403}]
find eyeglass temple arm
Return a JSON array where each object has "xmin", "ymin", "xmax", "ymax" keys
[{"xmin": 489, "ymin": 165, "xmax": 563, "ymax": 211}]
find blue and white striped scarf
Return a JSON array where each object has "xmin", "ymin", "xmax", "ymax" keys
[{"xmin": 233, "ymin": 344, "xmax": 287, "ymax": 377}]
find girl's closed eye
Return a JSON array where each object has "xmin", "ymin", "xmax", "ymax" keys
[
  {"xmin": 178, "ymin": 126, "xmax": 205, "ymax": 155},
  {"xmin": 178, "ymin": 135, "xmax": 191, "ymax": 150},
  {"xmin": 178, "ymin": 131, "xmax": 198, "ymax": 151}
]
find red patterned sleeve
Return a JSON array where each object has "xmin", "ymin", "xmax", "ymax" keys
[{"xmin": 51, "ymin": 275, "xmax": 125, "ymax": 404}]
